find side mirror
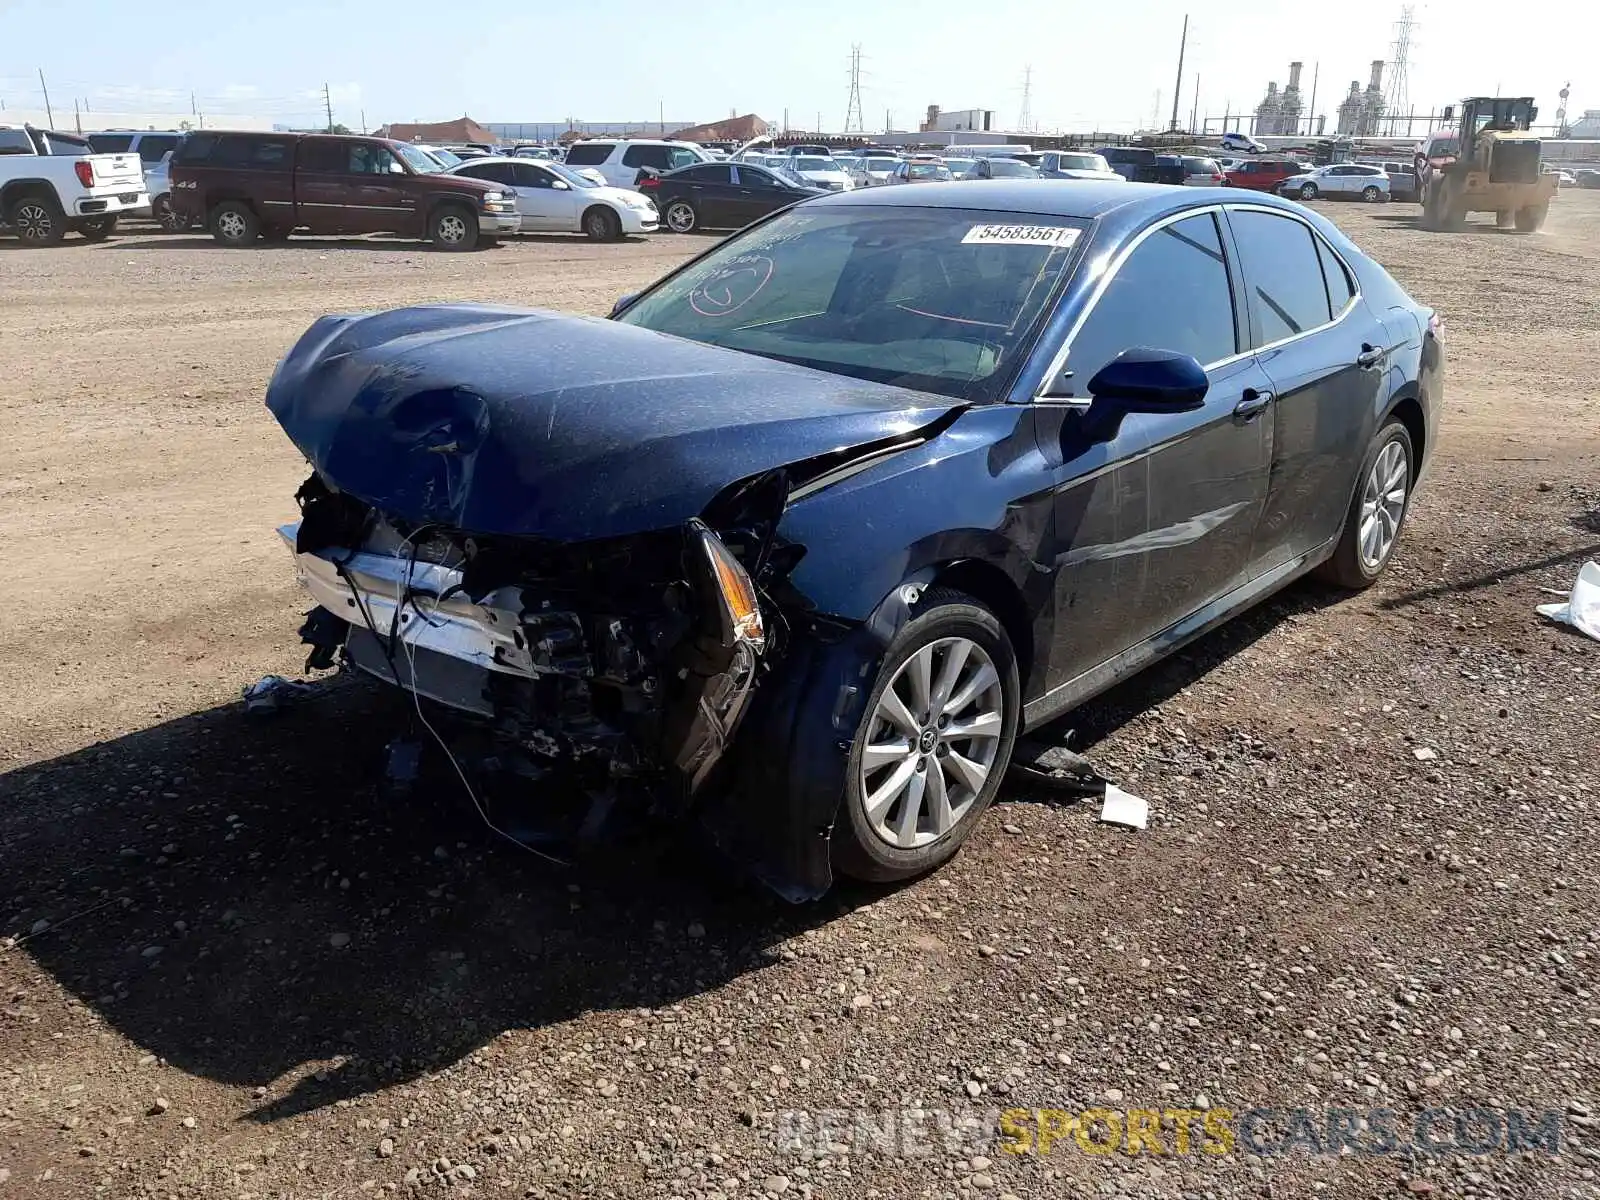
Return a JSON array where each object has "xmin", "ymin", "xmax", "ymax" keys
[
  {"xmin": 1084, "ymin": 347, "xmax": 1209, "ymax": 412},
  {"xmin": 551, "ymin": 179, "xmax": 570, "ymax": 190},
  {"xmin": 609, "ymin": 293, "xmax": 638, "ymax": 318}
]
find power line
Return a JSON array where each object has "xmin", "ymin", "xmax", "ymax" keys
[{"xmin": 844, "ymin": 44, "xmax": 864, "ymax": 133}]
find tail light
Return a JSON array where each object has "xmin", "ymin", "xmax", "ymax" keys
[
  {"xmin": 638, "ymin": 175, "xmax": 660, "ymax": 190},
  {"xmin": 74, "ymin": 160, "xmax": 94, "ymax": 188}
]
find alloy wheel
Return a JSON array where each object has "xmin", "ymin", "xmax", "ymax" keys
[
  {"xmin": 15, "ymin": 203, "xmax": 53, "ymax": 242},
  {"xmin": 1359, "ymin": 438, "xmax": 1409, "ymax": 570},
  {"xmin": 666, "ymin": 203, "xmax": 695, "ymax": 232},
  {"xmin": 436, "ymin": 214, "xmax": 467, "ymax": 244},
  {"xmin": 858, "ymin": 637, "xmax": 1004, "ymax": 850},
  {"xmin": 217, "ymin": 211, "xmax": 247, "ymax": 241}
]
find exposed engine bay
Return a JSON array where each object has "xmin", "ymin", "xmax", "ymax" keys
[{"xmin": 285, "ymin": 469, "xmax": 801, "ymax": 843}]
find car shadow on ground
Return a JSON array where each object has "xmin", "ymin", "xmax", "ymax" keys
[
  {"xmin": 1, "ymin": 577, "xmax": 1327, "ymax": 1122},
  {"xmin": 1363, "ymin": 211, "xmax": 1531, "ymax": 235},
  {"xmin": 0, "ymin": 680, "xmax": 862, "ymax": 1123},
  {"xmin": 108, "ymin": 236, "xmax": 490, "ymax": 253}
]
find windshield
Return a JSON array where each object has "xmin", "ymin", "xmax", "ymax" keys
[
  {"xmin": 617, "ymin": 206, "xmax": 1086, "ymax": 402},
  {"xmin": 866, "ymin": 158, "xmax": 899, "ymax": 171},
  {"xmin": 1060, "ymin": 154, "xmax": 1106, "ymax": 171},
  {"xmin": 795, "ymin": 157, "xmax": 835, "ymax": 172},
  {"xmin": 986, "ymin": 158, "xmax": 1038, "ymax": 177},
  {"xmin": 547, "ymin": 162, "xmax": 601, "ymax": 188},
  {"xmin": 394, "ymin": 142, "xmax": 441, "ymax": 173}
]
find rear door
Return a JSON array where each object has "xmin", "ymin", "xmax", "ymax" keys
[
  {"xmin": 294, "ymin": 137, "xmax": 356, "ymax": 231},
  {"xmin": 674, "ymin": 164, "xmax": 739, "ymax": 225},
  {"xmin": 729, "ymin": 164, "xmax": 791, "ymax": 224},
  {"xmin": 1223, "ymin": 205, "xmax": 1386, "ymax": 570},
  {"xmin": 1036, "ymin": 208, "xmax": 1275, "ymax": 682}
]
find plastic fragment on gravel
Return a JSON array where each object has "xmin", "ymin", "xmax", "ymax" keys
[
  {"xmin": 1536, "ymin": 560, "xmax": 1600, "ymax": 642},
  {"xmin": 1099, "ymin": 784, "xmax": 1149, "ymax": 830},
  {"xmin": 242, "ymin": 675, "xmax": 315, "ymax": 715}
]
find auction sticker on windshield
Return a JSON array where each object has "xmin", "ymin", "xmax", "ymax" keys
[{"xmin": 961, "ymin": 224, "xmax": 1081, "ymax": 247}]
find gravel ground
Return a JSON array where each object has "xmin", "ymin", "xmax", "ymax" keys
[{"xmin": 1, "ymin": 197, "xmax": 1597, "ymax": 1200}]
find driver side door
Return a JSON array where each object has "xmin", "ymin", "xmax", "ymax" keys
[
  {"xmin": 1034, "ymin": 209, "xmax": 1275, "ymax": 686},
  {"xmin": 514, "ymin": 162, "xmax": 581, "ymax": 231}
]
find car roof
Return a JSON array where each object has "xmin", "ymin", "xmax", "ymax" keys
[{"xmin": 812, "ymin": 180, "xmax": 1321, "ymax": 228}]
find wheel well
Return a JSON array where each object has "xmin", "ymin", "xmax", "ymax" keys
[
  {"xmin": 206, "ymin": 193, "xmax": 258, "ymax": 215},
  {"xmin": 930, "ymin": 559, "xmax": 1035, "ymax": 693},
  {"xmin": 428, "ymin": 196, "xmax": 474, "ymax": 221},
  {"xmin": 1, "ymin": 180, "xmax": 57, "ymax": 210},
  {"xmin": 582, "ymin": 203, "xmax": 617, "ymax": 226},
  {"xmin": 1388, "ymin": 396, "xmax": 1426, "ymax": 471}
]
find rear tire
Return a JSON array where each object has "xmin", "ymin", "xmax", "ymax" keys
[
  {"xmin": 7, "ymin": 192, "xmax": 67, "ymax": 246},
  {"xmin": 1316, "ymin": 418, "xmax": 1415, "ymax": 590},
  {"xmin": 832, "ymin": 588, "xmax": 1020, "ymax": 885},
  {"xmin": 75, "ymin": 215, "xmax": 118, "ymax": 241},
  {"xmin": 664, "ymin": 199, "xmax": 698, "ymax": 233},
  {"xmin": 210, "ymin": 200, "xmax": 259, "ymax": 246},
  {"xmin": 153, "ymin": 194, "xmax": 191, "ymax": 232},
  {"xmin": 1514, "ymin": 202, "xmax": 1548, "ymax": 232},
  {"xmin": 428, "ymin": 203, "xmax": 478, "ymax": 251},
  {"xmin": 582, "ymin": 206, "xmax": 621, "ymax": 242}
]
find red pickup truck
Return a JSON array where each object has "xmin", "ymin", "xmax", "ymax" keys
[{"xmin": 170, "ymin": 131, "xmax": 520, "ymax": 249}]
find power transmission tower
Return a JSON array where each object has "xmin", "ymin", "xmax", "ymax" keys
[
  {"xmin": 1555, "ymin": 82, "xmax": 1570, "ymax": 136},
  {"xmin": 843, "ymin": 44, "xmax": 865, "ymax": 133},
  {"xmin": 1384, "ymin": 6, "xmax": 1415, "ymax": 137},
  {"xmin": 1017, "ymin": 65, "xmax": 1034, "ymax": 133}
]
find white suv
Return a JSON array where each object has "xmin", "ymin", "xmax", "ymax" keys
[{"xmin": 561, "ymin": 139, "xmax": 711, "ymax": 189}]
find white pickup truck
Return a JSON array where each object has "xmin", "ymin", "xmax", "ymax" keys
[{"xmin": 0, "ymin": 124, "xmax": 148, "ymax": 245}]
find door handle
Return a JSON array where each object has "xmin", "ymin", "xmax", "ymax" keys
[
  {"xmin": 1233, "ymin": 388, "xmax": 1274, "ymax": 422},
  {"xmin": 1357, "ymin": 342, "xmax": 1388, "ymax": 368}
]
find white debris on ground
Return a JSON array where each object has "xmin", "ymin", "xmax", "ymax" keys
[{"xmin": 1536, "ymin": 560, "xmax": 1600, "ymax": 642}]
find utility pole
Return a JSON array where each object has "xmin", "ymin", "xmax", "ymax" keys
[
  {"xmin": 844, "ymin": 44, "xmax": 864, "ymax": 133},
  {"xmin": 72, "ymin": 98, "xmax": 80, "ymax": 134},
  {"xmin": 1307, "ymin": 62, "xmax": 1319, "ymax": 136},
  {"xmin": 1190, "ymin": 74, "xmax": 1199, "ymax": 132},
  {"xmin": 360, "ymin": 108, "xmax": 367, "ymax": 134},
  {"xmin": 885, "ymin": 108, "xmax": 891, "ymax": 133},
  {"xmin": 816, "ymin": 111, "xmax": 822, "ymax": 134},
  {"xmin": 38, "ymin": 69, "xmax": 55, "ymax": 128},
  {"xmin": 1169, "ymin": 14, "xmax": 1188, "ymax": 131},
  {"xmin": 322, "ymin": 83, "xmax": 334, "ymax": 133},
  {"xmin": 659, "ymin": 100, "xmax": 664, "ymax": 134}
]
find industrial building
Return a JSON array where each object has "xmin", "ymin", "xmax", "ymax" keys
[
  {"xmin": 1336, "ymin": 62, "xmax": 1388, "ymax": 135},
  {"xmin": 920, "ymin": 106, "xmax": 995, "ymax": 133},
  {"xmin": 1253, "ymin": 63, "xmax": 1305, "ymax": 136}
]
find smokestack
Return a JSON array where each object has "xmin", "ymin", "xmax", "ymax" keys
[
  {"xmin": 1368, "ymin": 60, "xmax": 1385, "ymax": 91},
  {"xmin": 1288, "ymin": 61, "xmax": 1303, "ymax": 91}
]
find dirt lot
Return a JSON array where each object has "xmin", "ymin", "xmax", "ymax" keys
[{"xmin": 1, "ymin": 198, "xmax": 1597, "ymax": 1200}]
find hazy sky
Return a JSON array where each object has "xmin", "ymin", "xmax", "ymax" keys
[{"xmin": 0, "ymin": 0, "xmax": 1590, "ymax": 134}]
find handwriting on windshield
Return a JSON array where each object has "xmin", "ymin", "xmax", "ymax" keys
[{"xmin": 689, "ymin": 255, "xmax": 775, "ymax": 317}]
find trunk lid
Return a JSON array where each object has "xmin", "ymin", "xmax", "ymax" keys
[
  {"xmin": 86, "ymin": 153, "xmax": 144, "ymax": 191},
  {"xmin": 267, "ymin": 305, "xmax": 963, "ymax": 542}
]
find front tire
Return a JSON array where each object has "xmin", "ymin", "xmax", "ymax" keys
[
  {"xmin": 833, "ymin": 589, "xmax": 1020, "ymax": 884},
  {"xmin": 1299, "ymin": 182, "xmax": 1318, "ymax": 200},
  {"xmin": 7, "ymin": 193, "xmax": 66, "ymax": 245},
  {"xmin": 582, "ymin": 206, "xmax": 621, "ymax": 242},
  {"xmin": 1361, "ymin": 185, "xmax": 1382, "ymax": 203},
  {"xmin": 428, "ymin": 203, "xmax": 478, "ymax": 251},
  {"xmin": 1514, "ymin": 202, "xmax": 1548, "ymax": 232},
  {"xmin": 153, "ymin": 195, "xmax": 191, "ymax": 232},
  {"xmin": 210, "ymin": 200, "xmax": 259, "ymax": 246},
  {"xmin": 664, "ymin": 199, "xmax": 698, "ymax": 233},
  {"xmin": 1317, "ymin": 418, "xmax": 1415, "ymax": 590}
]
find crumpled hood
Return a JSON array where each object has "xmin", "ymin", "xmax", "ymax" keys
[{"xmin": 266, "ymin": 305, "xmax": 961, "ymax": 541}]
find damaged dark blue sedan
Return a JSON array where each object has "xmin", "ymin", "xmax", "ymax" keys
[{"xmin": 268, "ymin": 182, "xmax": 1442, "ymax": 900}]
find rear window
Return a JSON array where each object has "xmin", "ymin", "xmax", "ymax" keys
[
  {"xmin": 563, "ymin": 142, "xmax": 613, "ymax": 166},
  {"xmin": 88, "ymin": 133, "xmax": 134, "ymax": 154},
  {"xmin": 617, "ymin": 206, "xmax": 1087, "ymax": 402},
  {"xmin": 1183, "ymin": 157, "xmax": 1220, "ymax": 173}
]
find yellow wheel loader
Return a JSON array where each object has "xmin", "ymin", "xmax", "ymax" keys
[{"xmin": 1416, "ymin": 96, "xmax": 1557, "ymax": 232}]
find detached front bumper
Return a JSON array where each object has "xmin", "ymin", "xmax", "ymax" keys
[{"xmin": 481, "ymin": 210, "xmax": 521, "ymax": 235}]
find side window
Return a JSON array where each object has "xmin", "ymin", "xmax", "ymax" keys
[
  {"xmin": 562, "ymin": 143, "xmax": 612, "ymax": 166},
  {"xmin": 173, "ymin": 132, "xmax": 218, "ymax": 164},
  {"xmin": 1228, "ymin": 209, "xmax": 1333, "ymax": 344},
  {"xmin": 347, "ymin": 143, "xmax": 399, "ymax": 174},
  {"xmin": 457, "ymin": 162, "xmax": 499, "ymax": 183},
  {"xmin": 516, "ymin": 163, "xmax": 554, "ymax": 187},
  {"xmin": 1061, "ymin": 212, "xmax": 1238, "ymax": 395},
  {"xmin": 0, "ymin": 128, "xmax": 37, "ymax": 154},
  {"xmin": 139, "ymin": 135, "xmax": 180, "ymax": 163},
  {"xmin": 621, "ymin": 145, "xmax": 666, "ymax": 168},
  {"xmin": 298, "ymin": 140, "xmax": 346, "ymax": 173},
  {"xmin": 735, "ymin": 166, "xmax": 776, "ymax": 188},
  {"xmin": 1316, "ymin": 237, "xmax": 1356, "ymax": 315}
]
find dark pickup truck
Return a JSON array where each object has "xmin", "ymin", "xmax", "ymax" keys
[{"xmin": 170, "ymin": 131, "xmax": 520, "ymax": 249}]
